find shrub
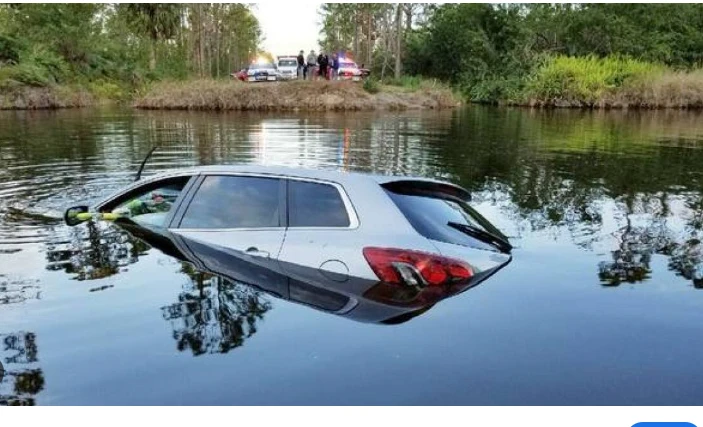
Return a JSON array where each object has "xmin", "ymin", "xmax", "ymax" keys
[
  {"xmin": 89, "ymin": 80, "xmax": 127, "ymax": 101},
  {"xmin": 363, "ymin": 77, "xmax": 380, "ymax": 94},
  {"xmin": 522, "ymin": 55, "xmax": 664, "ymax": 105},
  {"xmin": 0, "ymin": 34, "xmax": 23, "ymax": 65}
]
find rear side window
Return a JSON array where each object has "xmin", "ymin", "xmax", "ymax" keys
[
  {"xmin": 180, "ymin": 176, "xmax": 281, "ymax": 229},
  {"xmin": 288, "ymin": 180, "xmax": 350, "ymax": 227},
  {"xmin": 385, "ymin": 185, "xmax": 504, "ymax": 249}
]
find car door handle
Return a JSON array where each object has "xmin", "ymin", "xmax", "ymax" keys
[{"xmin": 245, "ymin": 247, "xmax": 270, "ymax": 258}]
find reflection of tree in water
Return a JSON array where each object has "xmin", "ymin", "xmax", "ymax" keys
[
  {"xmin": 44, "ymin": 221, "xmax": 150, "ymax": 282},
  {"xmin": 0, "ymin": 332, "xmax": 44, "ymax": 406},
  {"xmin": 598, "ymin": 217, "xmax": 658, "ymax": 286},
  {"xmin": 664, "ymin": 196, "xmax": 703, "ymax": 288},
  {"xmin": 667, "ymin": 239, "xmax": 703, "ymax": 288},
  {"xmin": 0, "ymin": 276, "xmax": 41, "ymax": 306},
  {"xmin": 160, "ymin": 263, "xmax": 272, "ymax": 356},
  {"xmin": 593, "ymin": 196, "xmax": 703, "ymax": 288}
]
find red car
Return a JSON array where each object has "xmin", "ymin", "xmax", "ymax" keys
[{"xmin": 230, "ymin": 68, "xmax": 247, "ymax": 82}]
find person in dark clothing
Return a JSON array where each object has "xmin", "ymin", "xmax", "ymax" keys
[
  {"xmin": 296, "ymin": 50, "xmax": 305, "ymax": 80},
  {"xmin": 317, "ymin": 51, "xmax": 329, "ymax": 80},
  {"xmin": 331, "ymin": 53, "xmax": 339, "ymax": 80}
]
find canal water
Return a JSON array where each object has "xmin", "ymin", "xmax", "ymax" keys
[{"xmin": 1, "ymin": 106, "xmax": 703, "ymax": 404}]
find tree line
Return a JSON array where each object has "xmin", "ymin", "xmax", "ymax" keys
[
  {"xmin": 0, "ymin": 4, "xmax": 261, "ymax": 89},
  {"xmin": 319, "ymin": 3, "xmax": 703, "ymax": 103}
]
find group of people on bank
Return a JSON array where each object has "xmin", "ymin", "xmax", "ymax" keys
[{"xmin": 296, "ymin": 49, "xmax": 341, "ymax": 80}]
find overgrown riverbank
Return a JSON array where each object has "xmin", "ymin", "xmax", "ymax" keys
[
  {"xmin": 134, "ymin": 79, "xmax": 460, "ymax": 111},
  {"xmin": 508, "ymin": 55, "xmax": 703, "ymax": 109}
]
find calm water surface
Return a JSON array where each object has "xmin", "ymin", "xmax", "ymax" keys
[{"xmin": 1, "ymin": 106, "xmax": 703, "ymax": 405}]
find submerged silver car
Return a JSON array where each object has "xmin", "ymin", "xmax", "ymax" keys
[{"xmin": 65, "ymin": 165, "xmax": 512, "ymax": 323}]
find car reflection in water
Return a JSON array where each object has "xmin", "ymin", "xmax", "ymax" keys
[{"xmin": 115, "ymin": 214, "xmax": 502, "ymax": 329}]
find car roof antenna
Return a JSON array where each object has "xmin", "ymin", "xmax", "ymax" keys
[{"xmin": 135, "ymin": 146, "xmax": 158, "ymax": 182}]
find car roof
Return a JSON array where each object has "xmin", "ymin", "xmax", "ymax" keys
[{"xmin": 143, "ymin": 164, "xmax": 468, "ymax": 196}]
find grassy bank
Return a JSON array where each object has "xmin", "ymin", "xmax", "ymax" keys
[
  {"xmin": 0, "ymin": 84, "xmax": 94, "ymax": 109},
  {"xmin": 510, "ymin": 55, "xmax": 703, "ymax": 109},
  {"xmin": 134, "ymin": 79, "xmax": 460, "ymax": 111},
  {"xmin": 8, "ymin": 55, "xmax": 703, "ymax": 111}
]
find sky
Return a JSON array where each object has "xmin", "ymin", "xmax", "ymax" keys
[{"xmin": 251, "ymin": 2, "xmax": 324, "ymax": 56}]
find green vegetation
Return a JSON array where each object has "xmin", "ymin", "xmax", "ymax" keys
[
  {"xmin": 320, "ymin": 3, "xmax": 703, "ymax": 108},
  {"xmin": 5, "ymin": 3, "xmax": 703, "ymax": 109},
  {"xmin": 519, "ymin": 56, "xmax": 703, "ymax": 108},
  {"xmin": 362, "ymin": 78, "xmax": 380, "ymax": 94},
  {"xmin": 0, "ymin": 4, "xmax": 261, "ymax": 108}
]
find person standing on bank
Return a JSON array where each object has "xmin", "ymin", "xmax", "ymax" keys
[
  {"xmin": 318, "ymin": 50, "xmax": 329, "ymax": 81},
  {"xmin": 306, "ymin": 49, "xmax": 317, "ymax": 81},
  {"xmin": 331, "ymin": 53, "xmax": 340, "ymax": 80},
  {"xmin": 297, "ymin": 50, "xmax": 305, "ymax": 80}
]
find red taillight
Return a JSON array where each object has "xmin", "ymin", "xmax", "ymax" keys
[{"xmin": 363, "ymin": 247, "xmax": 473, "ymax": 288}]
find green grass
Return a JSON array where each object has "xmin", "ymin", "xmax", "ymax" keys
[{"xmin": 521, "ymin": 55, "xmax": 666, "ymax": 106}]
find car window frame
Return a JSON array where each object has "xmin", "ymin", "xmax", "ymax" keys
[
  {"xmin": 284, "ymin": 177, "xmax": 359, "ymax": 230},
  {"xmin": 94, "ymin": 172, "xmax": 199, "ymax": 230},
  {"xmin": 173, "ymin": 173, "xmax": 287, "ymax": 231},
  {"xmin": 169, "ymin": 173, "xmax": 360, "ymax": 231}
]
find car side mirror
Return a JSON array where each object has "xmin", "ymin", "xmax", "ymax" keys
[{"xmin": 64, "ymin": 205, "xmax": 90, "ymax": 226}]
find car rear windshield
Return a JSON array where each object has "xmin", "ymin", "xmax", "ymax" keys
[
  {"xmin": 383, "ymin": 182, "xmax": 506, "ymax": 250},
  {"xmin": 278, "ymin": 59, "xmax": 297, "ymax": 67}
]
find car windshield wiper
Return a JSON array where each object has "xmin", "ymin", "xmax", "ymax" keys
[{"xmin": 447, "ymin": 221, "xmax": 513, "ymax": 254}]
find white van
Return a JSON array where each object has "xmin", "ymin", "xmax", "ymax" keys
[{"xmin": 277, "ymin": 56, "xmax": 299, "ymax": 80}]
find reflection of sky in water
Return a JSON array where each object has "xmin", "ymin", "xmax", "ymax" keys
[{"xmin": 1, "ymin": 108, "xmax": 703, "ymax": 404}]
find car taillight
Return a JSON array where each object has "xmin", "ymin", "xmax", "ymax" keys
[{"xmin": 363, "ymin": 247, "xmax": 473, "ymax": 288}]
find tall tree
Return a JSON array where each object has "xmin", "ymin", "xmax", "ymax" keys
[{"xmin": 121, "ymin": 3, "xmax": 182, "ymax": 71}]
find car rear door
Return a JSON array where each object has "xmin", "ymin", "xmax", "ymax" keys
[
  {"xmin": 277, "ymin": 178, "xmax": 362, "ymax": 281},
  {"xmin": 169, "ymin": 174, "xmax": 289, "ymax": 299},
  {"xmin": 277, "ymin": 177, "xmax": 361, "ymax": 312}
]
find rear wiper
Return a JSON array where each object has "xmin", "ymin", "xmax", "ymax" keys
[{"xmin": 447, "ymin": 221, "xmax": 513, "ymax": 254}]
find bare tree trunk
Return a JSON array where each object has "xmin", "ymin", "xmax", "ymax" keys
[
  {"xmin": 215, "ymin": 4, "xmax": 220, "ymax": 78},
  {"xmin": 354, "ymin": 7, "xmax": 360, "ymax": 56},
  {"xmin": 394, "ymin": 3, "xmax": 402, "ymax": 79},
  {"xmin": 198, "ymin": 3, "xmax": 204, "ymax": 77},
  {"xmin": 149, "ymin": 42, "xmax": 156, "ymax": 71},
  {"xmin": 366, "ymin": 8, "xmax": 372, "ymax": 67}
]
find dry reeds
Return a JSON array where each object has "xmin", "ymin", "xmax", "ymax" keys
[{"xmin": 134, "ymin": 79, "xmax": 460, "ymax": 111}]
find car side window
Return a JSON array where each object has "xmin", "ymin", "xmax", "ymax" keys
[
  {"xmin": 101, "ymin": 177, "xmax": 190, "ymax": 228},
  {"xmin": 180, "ymin": 175, "xmax": 281, "ymax": 229},
  {"xmin": 288, "ymin": 180, "xmax": 350, "ymax": 227}
]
